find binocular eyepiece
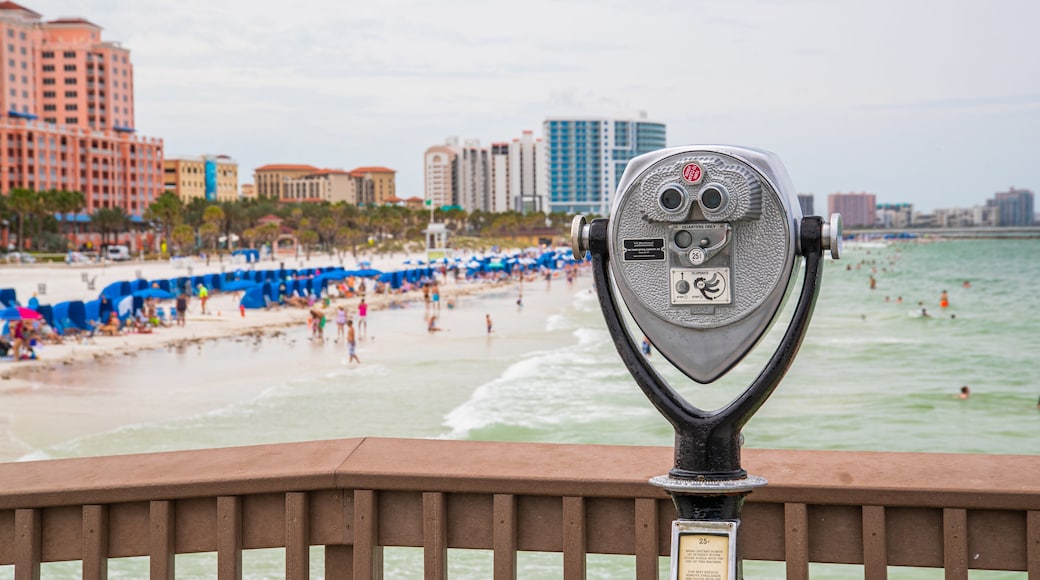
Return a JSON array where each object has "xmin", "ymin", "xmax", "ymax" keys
[{"xmin": 573, "ymin": 145, "xmax": 840, "ymax": 383}]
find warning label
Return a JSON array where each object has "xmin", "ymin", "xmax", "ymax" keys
[{"xmin": 622, "ymin": 238, "xmax": 665, "ymax": 261}]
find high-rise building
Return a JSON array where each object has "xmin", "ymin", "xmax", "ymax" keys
[
  {"xmin": 423, "ymin": 143, "xmax": 456, "ymax": 209},
  {"xmin": 163, "ymin": 155, "xmax": 238, "ymax": 202},
  {"xmin": 0, "ymin": 2, "xmax": 163, "ymax": 216},
  {"xmin": 828, "ymin": 192, "xmax": 877, "ymax": 228},
  {"xmin": 543, "ymin": 114, "xmax": 666, "ymax": 216},
  {"xmin": 489, "ymin": 142, "xmax": 509, "ymax": 213},
  {"xmin": 424, "ymin": 132, "xmax": 548, "ymax": 214},
  {"xmin": 990, "ymin": 187, "xmax": 1034, "ymax": 226},
  {"xmin": 509, "ymin": 130, "xmax": 547, "ymax": 214}
]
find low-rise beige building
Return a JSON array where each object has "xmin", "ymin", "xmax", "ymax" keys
[
  {"xmin": 284, "ymin": 169, "xmax": 356, "ymax": 204},
  {"xmin": 254, "ymin": 164, "xmax": 320, "ymax": 201},
  {"xmin": 163, "ymin": 154, "xmax": 238, "ymax": 202},
  {"xmin": 349, "ymin": 166, "xmax": 396, "ymax": 206}
]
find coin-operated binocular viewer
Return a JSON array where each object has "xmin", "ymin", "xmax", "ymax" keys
[{"xmin": 572, "ymin": 145, "xmax": 841, "ymax": 579}]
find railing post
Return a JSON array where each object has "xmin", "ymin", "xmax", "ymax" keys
[
  {"xmin": 354, "ymin": 489, "xmax": 383, "ymax": 580},
  {"xmin": 563, "ymin": 496, "xmax": 586, "ymax": 580},
  {"xmin": 862, "ymin": 505, "xmax": 888, "ymax": 580},
  {"xmin": 14, "ymin": 508, "xmax": 40, "ymax": 580},
  {"xmin": 149, "ymin": 500, "xmax": 175, "ymax": 580},
  {"xmin": 82, "ymin": 504, "xmax": 109, "ymax": 580},
  {"xmin": 217, "ymin": 496, "xmax": 242, "ymax": 580},
  {"xmin": 1028, "ymin": 511, "xmax": 1040, "ymax": 580},
  {"xmin": 943, "ymin": 508, "xmax": 968, "ymax": 580},
  {"xmin": 635, "ymin": 498, "xmax": 661, "ymax": 580},
  {"xmin": 423, "ymin": 492, "xmax": 448, "ymax": 580},
  {"xmin": 493, "ymin": 494, "xmax": 517, "ymax": 580},
  {"xmin": 784, "ymin": 502, "xmax": 809, "ymax": 580},
  {"xmin": 286, "ymin": 492, "xmax": 310, "ymax": 580}
]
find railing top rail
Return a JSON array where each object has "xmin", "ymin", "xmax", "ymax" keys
[{"xmin": 0, "ymin": 437, "xmax": 1036, "ymax": 510}]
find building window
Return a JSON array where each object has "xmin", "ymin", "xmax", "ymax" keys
[
  {"xmin": 42, "ymin": 78, "xmax": 55, "ymax": 85},
  {"xmin": 43, "ymin": 91, "xmax": 55, "ymax": 98},
  {"xmin": 65, "ymin": 117, "xmax": 78, "ymax": 124},
  {"xmin": 64, "ymin": 90, "xmax": 76, "ymax": 98},
  {"xmin": 63, "ymin": 64, "xmax": 77, "ymax": 72},
  {"xmin": 63, "ymin": 51, "xmax": 76, "ymax": 58},
  {"xmin": 41, "ymin": 51, "xmax": 53, "ymax": 58},
  {"xmin": 64, "ymin": 77, "xmax": 77, "ymax": 85},
  {"xmin": 64, "ymin": 104, "xmax": 77, "ymax": 111}
]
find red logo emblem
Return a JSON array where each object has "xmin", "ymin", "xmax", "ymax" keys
[{"xmin": 682, "ymin": 163, "xmax": 703, "ymax": 183}]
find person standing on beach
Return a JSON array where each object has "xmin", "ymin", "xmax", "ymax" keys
[
  {"xmin": 347, "ymin": 319, "xmax": 360, "ymax": 365},
  {"xmin": 940, "ymin": 290, "xmax": 949, "ymax": 309},
  {"xmin": 175, "ymin": 292, "xmax": 188, "ymax": 327},
  {"xmin": 358, "ymin": 298, "xmax": 368, "ymax": 339},
  {"xmin": 486, "ymin": 314, "xmax": 493, "ymax": 335},
  {"xmin": 335, "ymin": 306, "xmax": 347, "ymax": 342},
  {"xmin": 198, "ymin": 283, "xmax": 209, "ymax": 315}
]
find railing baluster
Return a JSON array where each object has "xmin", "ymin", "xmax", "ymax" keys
[
  {"xmin": 217, "ymin": 496, "xmax": 243, "ymax": 580},
  {"xmin": 635, "ymin": 498, "xmax": 659, "ymax": 580},
  {"xmin": 862, "ymin": 505, "xmax": 887, "ymax": 580},
  {"xmin": 14, "ymin": 508, "xmax": 41, "ymax": 580},
  {"xmin": 493, "ymin": 493, "xmax": 517, "ymax": 580},
  {"xmin": 1027, "ymin": 511, "xmax": 1039, "ymax": 580},
  {"xmin": 563, "ymin": 496, "xmax": 586, "ymax": 580},
  {"xmin": 326, "ymin": 545, "xmax": 354, "ymax": 580},
  {"xmin": 785, "ymin": 502, "xmax": 809, "ymax": 580},
  {"xmin": 423, "ymin": 492, "xmax": 448, "ymax": 580},
  {"xmin": 943, "ymin": 508, "xmax": 968, "ymax": 580},
  {"xmin": 149, "ymin": 500, "xmax": 175, "ymax": 580},
  {"xmin": 286, "ymin": 492, "xmax": 310, "ymax": 580},
  {"xmin": 354, "ymin": 489, "xmax": 383, "ymax": 580},
  {"xmin": 82, "ymin": 504, "xmax": 109, "ymax": 580}
]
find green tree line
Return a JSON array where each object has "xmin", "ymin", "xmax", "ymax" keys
[{"xmin": 0, "ymin": 190, "xmax": 575, "ymax": 257}]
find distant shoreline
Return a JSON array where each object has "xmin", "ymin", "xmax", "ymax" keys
[{"xmin": 845, "ymin": 226, "xmax": 1040, "ymax": 240}]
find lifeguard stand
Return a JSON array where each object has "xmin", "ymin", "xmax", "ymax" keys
[{"xmin": 424, "ymin": 222, "xmax": 450, "ymax": 263}]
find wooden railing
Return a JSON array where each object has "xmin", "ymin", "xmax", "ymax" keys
[{"xmin": 0, "ymin": 438, "xmax": 1037, "ymax": 579}]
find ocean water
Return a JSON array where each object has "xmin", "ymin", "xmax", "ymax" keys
[{"xmin": 1, "ymin": 239, "xmax": 1037, "ymax": 579}]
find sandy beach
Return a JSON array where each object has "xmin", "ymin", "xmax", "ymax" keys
[{"xmin": 0, "ymin": 250, "xmax": 524, "ymax": 393}]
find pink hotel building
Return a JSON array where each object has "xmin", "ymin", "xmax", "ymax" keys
[{"xmin": 0, "ymin": 2, "xmax": 163, "ymax": 217}]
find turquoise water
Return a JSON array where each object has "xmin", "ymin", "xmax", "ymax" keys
[{"xmin": 1, "ymin": 239, "xmax": 1038, "ymax": 578}]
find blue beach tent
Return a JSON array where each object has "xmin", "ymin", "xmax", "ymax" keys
[
  {"xmin": 36, "ymin": 304, "xmax": 53, "ymax": 328},
  {"xmin": 0, "ymin": 288, "xmax": 17, "ymax": 307},
  {"xmin": 239, "ymin": 286, "xmax": 266, "ymax": 309},
  {"xmin": 100, "ymin": 281, "xmax": 131, "ymax": 301},
  {"xmin": 83, "ymin": 299, "xmax": 102, "ymax": 328},
  {"xmin": 52, "ymin": 301, "xmax": 88, "ymax": 332}
]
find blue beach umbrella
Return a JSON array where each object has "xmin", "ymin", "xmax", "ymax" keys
[
  {"xmin": 221, "ymin": 280, "xmax": 260, "ymax": 292},
  {"xmin": 132, "ymin": 288, "xmax": 176, "ymax": 300}
]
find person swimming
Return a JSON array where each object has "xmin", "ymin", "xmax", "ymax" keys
[
  {"xmin": 940, "ymin": 290, "xmax": 949, "ymax": 309},
  {"xmin": 957, "ymin": 385, "xmax": 970, "ymax": 399}
]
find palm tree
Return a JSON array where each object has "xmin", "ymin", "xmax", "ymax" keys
[
  {"xmin": 297, "ymin": 229, "xmax": 318, "ymax": 260},
  {"xmin": 170, "ymin": 224, "xmax": 195, "ymax": 255},
  {"xmin": 91, "ymin": 207, "xmax": 129, "ymax": 246},
  {"xmin": 201, "ymin": 205, "xmax": 225, "ymax": 254},
  {"xmin": 144, "ymin": 191, "xmax": 183, "ymax": 255},
  {"xmin": 317, "ymin": 217, "xmax": 337, "ymax": 253},
  {"xmin": 7, "ymin": 188, "xmax": 37, "ymax": 250}
]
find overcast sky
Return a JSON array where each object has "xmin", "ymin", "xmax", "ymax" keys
[{"xmin": 33, "ymin": 0, "xmax": 1040, "ymax": 212}]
